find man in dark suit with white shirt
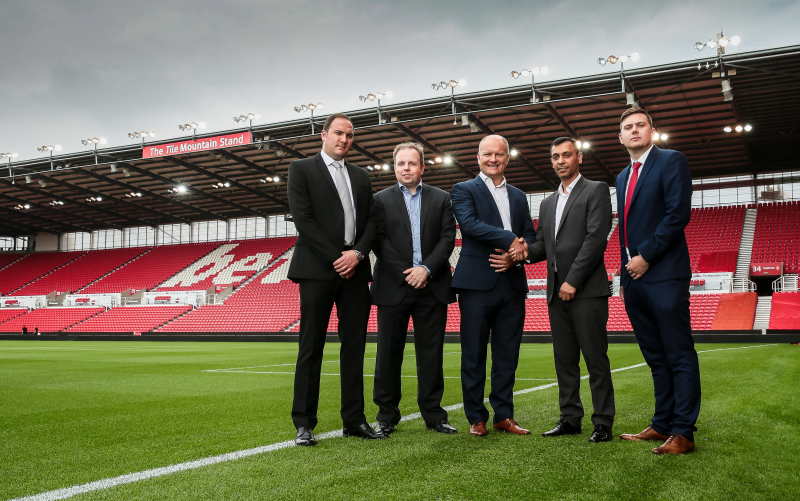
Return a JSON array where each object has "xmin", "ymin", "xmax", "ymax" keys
[
  {"xmin": 451, "ymin": 134, "xmax": 537, "ymax": 437},
  {"xmin": 527, "ymin": 137, "xmax": 615, "ymax": 443},
  {"xmin": 287, "ymin": 113, "xmax": 382, "ymax": 445},
  {"xmin": 371, "ymin": 142, "xmax": 458, "ymax": 436}
]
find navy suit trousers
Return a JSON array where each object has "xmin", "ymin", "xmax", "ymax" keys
[
  {"xmin": 623, "ymin": 277, "xmax": 700, "ymax": 441},
  {"xmin": 458, "ymin": 272, "xmax": 526, "ymax": 425}
]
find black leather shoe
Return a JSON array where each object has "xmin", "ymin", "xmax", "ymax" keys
[
  {"xmin": 541, "ymin": 419, "xmax": 581, "ymax": 437},
  {"xmin": 295, "ymin": 427, "xmax": 317, "ymax": 446},
  {"xmin": 342, "ymin": 423, "xmax": 386, "ymax": 440},
  {"xmin": 376, "ymin": 421, "xmax": 396, "ymax": 436},
  {"xmin": 588, "ymin": 424, "xmax": 613, "ymax": 443},
  {"xmin": 426, "ymin": 420, "xmax": 458, "ymax": 434}
]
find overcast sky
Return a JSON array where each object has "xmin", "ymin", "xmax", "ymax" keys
[{"xmin": 2, "ymin": 0, "xmax": 798, "ymax": 161}]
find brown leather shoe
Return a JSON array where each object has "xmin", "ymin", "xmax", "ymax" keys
[
  {"xmin": 652, "ymin": 435, "xmax": 696, "ymax": 455},
  {"xmin": 620, "ymin": 425, "xmax": 669, "ymax": 442},
  {"xmin": 469, "ymin": 422, "xmax": 488, "ymax": 437},
  {"xmin": 493, "ymin": 418, "xmax": 531, "ymax": 435}
]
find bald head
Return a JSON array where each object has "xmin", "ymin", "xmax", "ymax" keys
[{"xmin": 476, "ymin": 134, "xmax": 510, "ymax": 185}]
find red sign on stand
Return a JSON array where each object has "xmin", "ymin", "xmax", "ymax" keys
[
  {"xmin": 750, "ymin": 262, "xmax": 784, "ymax": 277},
  {"xmin": 143, "ymin": 132, "xmax": 252, "ymax": 159}
]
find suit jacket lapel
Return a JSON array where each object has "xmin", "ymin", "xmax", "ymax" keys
[
  {"xmin": 390, "ymin": 185, "xmax": 412, "ymax": 240},
  {"xmin": 507, "ymin": 183, "xmax": 517, "ymax": 229},
  {"xmin": 419, "ymin": 184, "xmax": 431, "ymax": 237},
  {"xmin": 556, "ymin": 177, "xmax": 586, "ymax": 237},
  {"xmin": 474, "ymin": 177, "xmax": 504, "ymax": 227},
  {"xmin": 629, "ymin": 146, "xmax": 659, "ymax": 209},
  {"xmin": 314, "ymin": 153, "xmax": 339, "ymax": 199},
  {"xmin": 545, "ymin": 192, "xmax": 558, "ymax": 245}
]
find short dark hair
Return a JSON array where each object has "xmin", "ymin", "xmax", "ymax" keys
[
  {"xmin": 551, "ymin": 137, "xmax": 578, "ymax": 152},
  {"xmin": 619, "ymin": 108, "xmax": 653, "ymax": 130},
  {"xmin": 323, "ymin": 113, "xmax": 353, "ymax": 133}
]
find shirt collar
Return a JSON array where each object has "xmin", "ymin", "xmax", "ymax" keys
[
  {"xmin": 399, "ymin": 181, "xmax": 423, "ymax": 195},
  {"xmin": 478, "ymin": 171, "xmax": 506, "ymax": 188},
  {"xmin": 558, "ymin": 174, "xmax": 582, "ymax": 197},
  {"xmin": 320, "ymin": 149, "xmax": 342, "ymax": 167},
  {"xmin": 630, "ymin": 144, "xmax": 655, "ymax": 168}
]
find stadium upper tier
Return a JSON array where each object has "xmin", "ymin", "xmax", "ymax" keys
[
  {"xmin": 14, "ymin": 247, "xmax": 147, "ymax": 296},
  {"xmin": 752, "ymin": 201, "xmax": 800, "ymax": 274},
  {"xmin": 80, "ymin": 242, "xmax": 222, "ymax": 294},
  {"xmin": 0, "ymin": 251, "xmax": 86, "ymax": 295}
]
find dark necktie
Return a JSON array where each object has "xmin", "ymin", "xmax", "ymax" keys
[{"xmin": 624, "ymin": 161, "xmax": 642, "ymax": 248}]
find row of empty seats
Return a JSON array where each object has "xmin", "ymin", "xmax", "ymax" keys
[
  {"xmin": 686, "ymin": 206, "xmax": 745, "ymax": 273},
  {"xmin": 0, "ymin": 307, "xmax": 104, "ymax": 333},
  {"xmin": 15, "ymin": 247, "xmax": 147, "ymax": 296},
  {"xmin": 0, "ymin": 253, "xmax": 24, "ymax": 271},
  {"xmin": 752, "ymin": 201, "xmax": 800, "ymax": 274},
  {"xmin": 66, "ymin": 305, "xmax": 192, "ymax": 333},
  {"xmin": 81, "ymin": 242, "xmax": 222, "ymax": 294},
  {"xmin": 0, "ymin": 251, "xmax": 85, "ymax": 295}
]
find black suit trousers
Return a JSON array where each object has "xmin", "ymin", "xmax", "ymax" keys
[
  {"xmin": 548, "ymin": 272, "xmax": 614, "ymax": 428},
  {"xmin": 292, "ymin": 276, "xmax": 371, "ymax": 430},
  {"xmin": 458, "ymin": 272, "xmax": 525, "ymax": 425},
  {"xmin": 373, "ymin": 286, "xmax": 448, "ymax": 426}
]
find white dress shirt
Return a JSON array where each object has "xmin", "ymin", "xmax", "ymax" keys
[
  {"xmin": 624, "ymin": 143, "xmax": 654, "ymax": 260},
  {"xmin": 320, "ymin": 149, "xmax": 357, "ymax": 230},
  {"xmin": 478, "ymin": 171, "xmax": 512, "ymax": 231},
  {"xmin": 555, "ymin": 174, "xmax": 582, "ymax": 237}
]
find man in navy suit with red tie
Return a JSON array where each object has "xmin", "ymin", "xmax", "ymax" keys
[{"xmin": 615, "ymin": 108, "xmax": 699, "ymax": 455}]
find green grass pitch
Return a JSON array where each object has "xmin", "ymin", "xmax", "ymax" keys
[{"xmin": 1, "ymin": 340, "xmax": 798, "ymax": 500}]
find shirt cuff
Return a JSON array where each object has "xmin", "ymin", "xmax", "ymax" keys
[{"xmin": 421, "ymin": 265, "xmax": 431, "ymax": 276}]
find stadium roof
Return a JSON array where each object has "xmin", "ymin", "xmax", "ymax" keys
[{"xmin": 2, "ymin": 44, "xmax": 799, "ymax": 237}]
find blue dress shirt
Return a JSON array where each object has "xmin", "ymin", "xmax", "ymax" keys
[{"xmin": 399, "ymin": 181, "xmax": 430, "ymax": 275}]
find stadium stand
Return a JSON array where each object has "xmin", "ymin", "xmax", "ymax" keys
[
  {"xmin": 0, "ymin": 251, "xmax": 85, "ymax": 295},
  {"xmin": 752, "ymin": 201, "xmax": 800, "ymax": 274},
  {"xmin": 0, "ymin": 307, "xmax": 104, "ymax": 333},
  {"xmin": 689, "ymin": 294, "xmax": 722, "ymax": 330},
  {"xmin": 68, "ymin": 305, "xmax": 192, "ymax": 333},
  {"xmin": 14, "ymin": 247, "xmax": 148, "ymax": 296},
  {"xmin": 0, "ymin": 253, "xmax": 24, "ymax": 271},
  {"xmin": 604, "ymin": 224, "xmax": 621, "ymax": 276},
  {"xmin": 688, "ymin": 206, "xmax": 745, "ymax": 273},
  {"xmin": 157, "ymin": 252, "xmax": 301, "ymax": 332},
  {"xmin": 768, "ymin": 292, "xmax": 800, "ymax": 329},
  {"xmin": 80, "ymin": 242, "xmax": 222, "ymax": 294},
  {"xmin": 523, "ymin": 298, "xmax": 551, "ymax": 331},
  {"xmin": 157, "ymin": 237, "xmax": 296, "ymax": 291},
  {"xmin": 711, "ymin": 292, "xmax": 758, "ymax": 330},
  {"xmin": 607, "ymin": 296, "xmax": 633, "ymax": 331},
  {"xmin": 0, "ymin": 308, "xmax": 28, "ymax": 325}
]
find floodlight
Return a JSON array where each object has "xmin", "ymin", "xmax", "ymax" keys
[
  {"xmin": 443, "ymin": 157, "xmax": 452, "ymax": 164},
  {"xmin": 469, "ymin": 122, "xmax": 480, "ymax": 133},
  {"xmin": 582, "ymin": 142, "xmax": 590, "ymax": 149},
  {"xmin": 39, "ymin": 179, "xmax": 47, "ymax": 187},
  {"xmin": 724, "ymin": 126, "xmax": 732, "ymax": 132},
  {"xmin": 620, "ymin": 55, "xmax": 629, "ymax": 63},
  {"xmin": 541, "ymin": 66, "xmax": 549, "ymax": 74},
  {"xmin": 458, "ymin": 79, "xmax": 466, "ymax": 87},
  {"xmin": 608, "ymin": 55, "xmax": 618, "ymax": 64},
  {"xmin": 731, "ymin": 36, "xmax": 740, "ymax": 45},
  {"xmin": 576, "ymin": 141, "xmax": 582, "ymax": 149},
  {"xmin": 719, "ymin": 36, "xmax": 729, "ymax": 47},
  {"xmin": 735, "ymin": 125, "xmax": 743, "ymax": 132},
  {"xmin": 660, "ymin": 134, "xmax": 668, "ymax": 140},
  {"xmin": 653, "ymin": 132, "xmax": 660, "ymax": 140},
  {"xmin": 521, "ymin": 69, "xmax": 530, "ymax": 77},
  {"xmin": 510, "ymin": 149, "xmax": 518, "ymax": 157},
  {"xmin": 428, "ymin": 160, "xmax": 434, "ymax": 165},
  {"xmin": 511, "ymin": 71, "xmax": 520, "ymax": 79},
  {"xmin": 273, "ymin": 175, "xmax": 280, "ymax": 182},
  {"xmin": 631, "ymin": 52, "xmax": 640, "ymax": 61},
  {"xmin": 435, "ymin": 157, "xmax": 442, "ymax": 163},
  {"xmin": 177, "ymin": 185, "xmax": 187, "ymax": 193},
  {"xmin": 382, "ymin": 163, "xmax": 389, "ymax": 170},
  {"xmin": 374, "ymin": 164, "xmax": 381, "ymax": 170},
  {"xmin": 744, "ymin": 124, "xmax": 752, "ymax": 131}
]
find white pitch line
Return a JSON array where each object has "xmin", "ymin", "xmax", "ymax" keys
[{"xmin": 9, "ymin": 343, "xmax": 777, "ymax": 501}]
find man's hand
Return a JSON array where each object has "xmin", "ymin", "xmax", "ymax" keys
[
  {"xmin": 625, "ymin": 255, "xmax": 649, "ymax": 280},
  {"xmin": 508, "ymin": 238, "xmax": 529, "ymax": 261},
  {"xmin": 490, "ymin": 249, "xmax": 522, "ymax": 273},
  {"xmin": 334, "ymin": 250, "xmax": 359, "ymax": 277},
  {"xmin": 341, "ymin": 269, "xmax": 356, "ymax": 280},
  {"xmin": 559, "ymin": 282, "xmax": 577, "ymax": 302},
  {"xmin": 404, "ymin": 267, "xmax": 428, "ymax": 289}
]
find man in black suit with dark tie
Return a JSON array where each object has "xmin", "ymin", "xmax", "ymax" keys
[
  {"xmin": 287, "ymin": 113, "xmax": 382, "ymax": 446},
  {"xmin": 527, "ymin": 137, "xmax": 615, "ymax": 443},
  {"xmin": 371, "ymin": 142, "xmax": 458, "ymax": 437}
]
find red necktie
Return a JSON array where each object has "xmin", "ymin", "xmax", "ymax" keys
[{"xmin": 624, "ymin": 161, "xmax": 642, "ymax": 248}]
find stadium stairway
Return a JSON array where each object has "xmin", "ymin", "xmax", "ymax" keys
[
  {"xmin": 0, "ymin": 308, "xmax": 28, "ymax": 326},
  {"xmin": 77, "ymin": 247, "xmax": 154, "ymax": 292},
  {"xmin": 753, "ymin": 296, "xmax": 772, "ymax": 332},
  {"xmin": 711, "ymin": 292, "xmax": 758, "ymax": 330},
  {"xmin": 735, "ymin": 207, "xmax": 758, "ymax": 279}
]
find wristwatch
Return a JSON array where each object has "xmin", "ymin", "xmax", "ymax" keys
[{"xmin": 353, "ymin": 249, "xmax": 365, "ymax": 261}]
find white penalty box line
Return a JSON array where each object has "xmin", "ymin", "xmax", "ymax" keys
[{"xmin": 10, "ymin": 344, "xmax": 777, "ymax": 501}]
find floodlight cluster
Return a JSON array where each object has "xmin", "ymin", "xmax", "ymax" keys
[
  {"xmin": 597, "ymin": 52, "xmax": 640, "ymax": 66},
  {"xmin": 723, "ymin": 124, "xmax": 752, "ymax": 133}
]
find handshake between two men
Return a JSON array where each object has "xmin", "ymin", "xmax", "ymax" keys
[{"xmin": 489, "ymin": 237, "xmax": 577, "ymax": 302}]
